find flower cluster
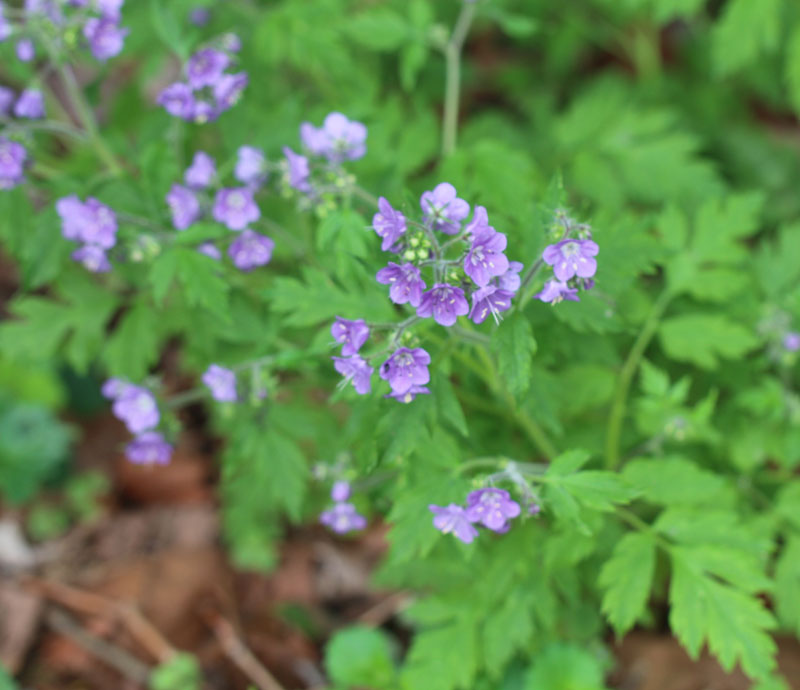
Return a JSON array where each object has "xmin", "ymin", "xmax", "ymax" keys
[
  {"xmin": 202, "ymin": 364, "xmax": 238, "ymax": 402},
  {"xmin": 319, "ymin": 480, "xmax": 367, "ymax": 534},
  {"xmin": 157, "ymin": 43, "xmax": 246, "ymax": 124},
  {"xmin": 536, "ymin": 211, "xmax": 599, "ymax": 304},
  {"xmin": 429, "ymin": 488, "xmax": 522, "ymax": 544},
  {"xmin": 56, "ymin": 195, "xmax": 118, "ymax": 272},
  {"xmin": 166, "ymin": 150, "xmax": 275, "ymax": 272},
  {"xmin": 0, "ymin": 87, "xmax": 45, "ymax": 119},
  {"xmin": 0, "ymin": 136, "xmax": 27, "ymax": 189},
  {"xmin": 0, "ymin": 0, "xmax": 129, "ymax": 62},
  {"xmin": 102, "ymin": 378, "xmax": 173, "ymax": 466},
  {"xmin": 281, "ymin": 112, "xmax": 367, "ymax": 208},
  {"xmin": 331, "ymin": 182, "xmax": 524, "ymax": 402},
  {"xmin": 784, "ymin": 332, "xmax": 800, "ymax": 353}
]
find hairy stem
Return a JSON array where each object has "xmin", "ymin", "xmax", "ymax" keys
[
  {"xmin": 441, "ymin": 2, "xmax": 476, "ymax": 158},
  {"xmin": 604, "ymin": 289, "xmax": 673, "ymax": 470}
]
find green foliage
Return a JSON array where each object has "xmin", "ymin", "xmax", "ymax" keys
[
  {"xmin": 491, "ymin": 312, "xmax": 537, "ymax": 397},
  {"xmin": 149, "ymin": 653, "xmax": 203, "ymax": 690},
  {"xmin": 325, "ymin": 626, "xmax": 396, "ymax": 689}
]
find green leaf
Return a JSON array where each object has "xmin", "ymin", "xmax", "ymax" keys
[
  {"xmin": 787, "ymin": 26, "xmax": 800, "ymax": 116},
  {"xmin": 482, "ymin": 591, "xmax": 535, "ymax": 678},
  {"xmin": 622, "ymin": 456, "xmax": 726, "ymax": 505},
  {"xmin": 149, "ymin": 653, "xmax": 202, "ymax": 690},
  {"xmin": 547, "ymin": 449, "xmax": 591, "ymax": 476},
  {"xmin": 599, "ymin": 532, "xmax": 656, "ymax": 636},
  {"xmin": 669, "ymin": 550, "xmax": 776, "ymax": 680},
  {"xmin": 346, "ymin": 8, "xmax": 411, "ymax": 51},
  {"xmin": 491, "ymin": 312, "xmax": 536, "ymax": 396},
  {"xmin": 325, "ymin": 626, "xmax": 395, "ymax": 689},
  {"xmin": 775, "ymin": 536, "xmax": 800, "ymax": 637},
  {"xmin": 103, "ymin": 301, "xmax": 162, "ymax": 380},
  {"xmin": 400, "ymin": 618, "xmax": 479, "ymax": 690},
  {"xmin": 712, "ymin": 0, "xmax": 781, "ymax": 75},
  {"xmin": 0, "ymin": 665, "xmax": 19, "ymax": 690},
  {"xmin": 659, "ymin": 313, "xmax": 759, "ymax": 369},
  {"xmin": 524, "ymin": 643, "xmax": 609, "ymax": 690},
  {"xmin": 432, "ymin": 374, "xmax": 468, "ymax": 437}
]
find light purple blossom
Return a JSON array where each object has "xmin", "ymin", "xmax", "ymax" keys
[
  {"xmin": 784, "ymin": 332, "xmax": 800, "ymax": 352},
  {"xmin": 416, "ymin": 283, "xmax": 469, "ymax": 327},
  {"xmin": 302, "ymin": 112, "xmax": 367, "ymax": 163},
  {"xmin": 166, "ymin": 184, "xmax": 200, "ymax": 230},
  {"xmin": 464, "ymin": 205, "xmax": 494, "ymax": 239},
  {"xmin": 228, "ymin": 229, "xmax": 274, "ymax": 271},
  {"xmin": 469, "ymin": 286, "xmax": 514, "ymax": 324},
  {"xmin": 372, "ymin": 197, "xmax": 406, "ymax": 251},
  {"xmin": 186, "ymin": 48, "xmax": 230, "ymax": 88},
  {"xmin": 189, "ymin": 7, "xmax": 210, "ymax": 26},
  {"xmin": 536, "ymin": 279, "xmax": 579, "ymax": 304},
  {"xmin": 375, "ymin": 262, "xmax": 426, "ymax": 307},
  {"xmin": 0, "ymin": 5, "xmax": 10, "ymax": 41},
  {"xmin": 213, "ymin": 187, "xmax": 260, "ymax": 231},
  {"xmin": 331, "ymin": 480, "xmax": 351, "ymax": 502},
  {"xmin": 420, "ymin": 183, "xmax": 470, "ymax": 235},
  {"xmin": 332, "ymin": 355, "xmax": 373, "ymax": 395},
  {"xmin": 14, "ymin": 89, "xmax": 45, "ymax": 119},
  {"xmin": 0, "ymin": 87, "xmax": 14, "ymax": 115},
  {"xmin": 158, "ymin": 83, "xmax": 195, "ymax": 119},
  {"xmin": 282, "ymin": 146, "xmax": 310, "ymax": 193},
  {"xmin": 234, "ymin": 146, "xmax": 266, "ymax": 186},
  {"xmin": 213, "ymin": 71, "xmax": 247, "ymax": 110},
  {"xmin": 429, "ymin": 504, "xmax": 478, "ymax": 544},
  {"xmin": 320, "ymin": 502, "xmax": 367, "ymax": 534},
  {"xmin": 0, "ymin": 138, "xmax": 27, "ymax": 189},
  {"xmin": 221, "ymin": 33, "xmax": 241, "ymax": 52},
  {"xmin": 16, "ymin": 39, "xmax": 35, "ymax": 62},
  {"xmin": 385, "ymin": 385, "xmax": 430, "ymax": 404},
  {"xmin": 125, "ymin": 432, "xmax": 173, "ymax": 466},
  {"xmin": 101, "ymin": 378, "xmax": 127, "ymax": 399},
  {"xmin": 465, "ymin": 488, "xmax": 521, "ymax": 532},
  {"xmin": 379, "ymin": 347, "xmax": 430, "ymax": 395},
  {"xmin": 184, "ymin": 151, "xmax": 216, "ymax": 189},
  {"xmin": 191, "ymin": 99, "xmax": 217, "ymax": 124},
  {"xmin": 202, "ymin": 364, "xmax": 237, "ymax": 402},
  {"xmin": 111, "ymin": 384, "xmax": 159, "ymax": 434},
  {"xmin": 56, "ymin": 195, "xmax": 117, "ymax": 248},
  {"xmin": 197, "ymin": 242, "xmax": 221, "ymax": 260},
  {"xmin": 496, "ymin": 261, "xmax": 523, "ymax": 293},
  {"xmin": 542, "ymin": 238, "xmax": 599, "ymax": 281},
  {"xmin": 71, "ymin": 245, "xmax": 111, "ymax": 273},
  {"xmin": 96, "ymin": 0, "xmax": 124, "ymax": 18},
  {"xmin": 331, "ymin": 317, "xmax": 369, "ymax": 356},
  {"xmin": 464, "ymin": 227, "xmax": 509, "ymax": 287},
  {"xmin": 83, "ymin": 16, "xmax": 128, "ymax": 60}
]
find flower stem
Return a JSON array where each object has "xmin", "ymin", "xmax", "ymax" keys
[
  {"xmin": 441, "ymin": 2, "xmax": 476, "ymax": 158},
  {"xmin": 604, "ymin": 289, "xmax": 673, "ymax": 470}
]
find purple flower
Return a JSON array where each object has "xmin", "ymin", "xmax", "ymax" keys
[
  {"xmin": 0, "ymin": 138, "xmax": 27, "ymax": 189},
  {"xmin": 184, "ymin": 151, "xmax": 216, "ymax": 189},
  {"xmin": 299, "ymin": 122, "xmax": 328, "ymax": 155},
  {"xmin": 375, "ymin": 262, "xmax": 426, "ymax": 307},
  {"xmin": 111, "ymin": 384, "xmax": 159, "ymax": 434},
  {"xmin": 71, "ymin": 245, "xmax": 111, "ymax": 273},
  {"xmin": 213, "ymin": 71, "xmax": 247, "ymax": 110},
  {"xmin": 542, "ymin": 239, "xmax": 599, "ymax": 282},
  {"xmin": 24, "ymin": 0, "xmax": 62, "ymax": 23},
  {"xmin": 420, "ymin": 183, "xmax": 470, "ymax": 235},
  {"xmin": 83, "ymin": 16, "xmax": 128, "ymax": 60},
  {"xmin": 372, "ymin": 197, "xmax": 406, "ymax": 251},
  {"xmin": 228, "ymin": 229, "xmax": 274, "ymax": 271},
  {"xmin": 464, "ymin": 227, "xmax": 509, "ymax": 287},
  {"xmin": 465, "ymin": 488, "xmax": 521, "ymax": 532},
  {"xmin": 101, "ymin": 378, "xmax": 127, "ymax": 399},
  {"xmin": 416, "ymin": 284, "xmax": 469, "ymax": 327},
  {"xmin": 96, "ymin": 0, "xmax": 124, "ymax": 18},
  {"xmin": 429, "ymin": 504, "xmax": 478, "ymax": 544},
  {"xmin": 333, "ymin": 355, "xmax": 373, "ymax": 395},
  {"xmin": 234, "ymin": 146, "xmax": 266, "ymax": 186},
  {"xmin": 320, "ymin": 502, "xmax": 367, "ymax": 533},
  {"xmin": 125, "ymin": 432, "xmax": 173, "ymax": 466},
  {"xmin": 496, "ymin": 261, "xmax": 523, "ymax": 293},
  {"xmin": 385, "ymin": 385, "xmax": 430, "ymax": 404},
  {"xmin": 16, "ymin": 39, "xmax": 35, "ymax": 62},
  {"xmin": 186, "ymin": 48, "xmax": 230, "ymax": 88},
  {"xmin": 191, "ymin": 99, "xmax": 217, "ymax": 124},
  {"xmin": 379, "ymin": 347, "xmax": 430, "ymax": 395},
  {"xmin": 0, "ymin": 87, "xmax": 14, "ymax": 115},
  {"xmin": 319, "ymin": 112, "xmax": 367, "ymax": 163},
  {"xmin": 331, "ymin": 317, "xmax": 370, "ymax": 356},
  {"xmin": 56, "ymin": 195, "xmax": 117, "ymax": 248},
  {"xmin": 189, "ymin": 7, "xmax": 211, "ymax": 26},
  {"xmin": 0, "ymin": 6, "xmax": 10, "ymax": 42},
  {"xmin": 166, "ymin": 184, "xmax": 200, "ymax": 230},
  {"xmin": 202, "ymin": 364, "xmax": 237, "ymax": 402},
  {"xmin": 469, "ymin": 286, "xmax": 514, "ymax": 324},
  {"xmin": 222, "ymin": 33, "xmax": 242, "ymax": 52},
  {"xmin": 784, "ymin": 332, "xmax": 800, "ymax": 352},
  {"xmin": 282, "ymin": 146, "xmax": 310, "ymax": 193},
  {"xmin": 331, "ymin": 480, "xmax": 351, "ymax": 502},
  {"xmin": 14, "ymin": 89, "xmax": 45, "ymax": 119},
  {"xmin": 213, "ymin": 187, "xmax": 260, "ymax": 231},
  {"xmin": 536, "ymin": 279, "xmax": 579, "ymax": 304},
  {"xmin": 158, "ymin": 82, "xmax": 195, "ymax": 119},
  {"xmin": 197, "ymin": 242, "xmax": 221, "ymax": 260},
  {"xmin": 464, "ymin": 205, "xmax": 494, "ymax": 239}
]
